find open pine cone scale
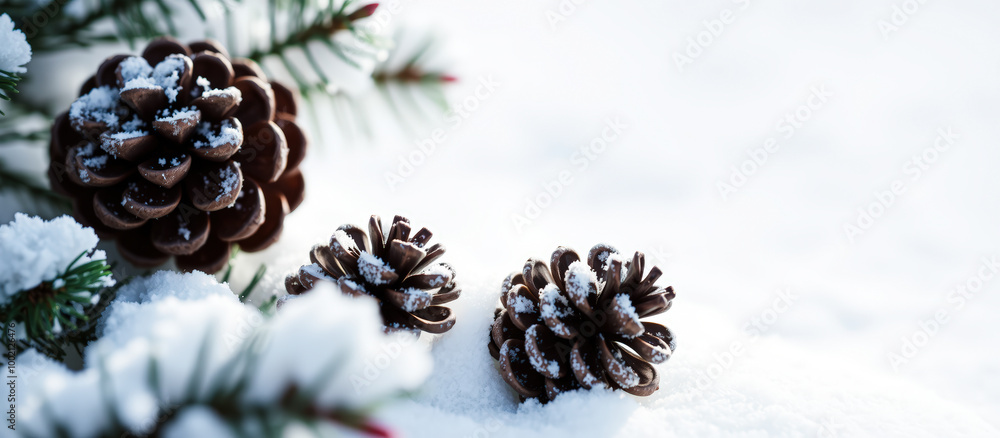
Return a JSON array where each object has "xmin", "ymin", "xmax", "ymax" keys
[
  {"xmin": 286, "ymin": 215, "xmax": 460, "ymax": 335},
  {"xmin": 490, "ymin": 245, "xmax": 676, "ymax": 401},
  {"xmin": 48, "ymin": 37, "xmax": 307, "ymax": 273}
]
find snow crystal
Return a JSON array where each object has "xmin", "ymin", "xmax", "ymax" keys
[
  {"xmin": 302, "ymin": 263, "xmax": 336, "ymax": 282},
  {"xmin": 69, "ymin": 86, "xmax": 123, "ymax": 128},
  {"xmin": 202, "ymin": 86, "xmax": 243, "ymax": 103},
  {"xmin": 358, "ymin": 252, "xmax": 395, "ymax": 285},
  {"xmin": 564, "ymin": 260, "xmax": 597, "ymax": 301},
  {"xmin": 81, "ymin": 154, "xmax": 108, "ymax": 170},
  {"xmin": 156, "ymin": 107, "xmax": 200, "ymax": 136},
  {"xmin": 0, "ymin": 14, "xmax": 31, "ymax": 74},
  {"xmin": 101, "ymin": 130, "xmax": 149, "ymax": 157},
  {"xmin": 177, "ymin": 225, "xmax": 191, "ymax": 241},
  {"xmin": 415, "ymin": 263, "xmax": 452, "ymax": 289},
  {"xmin": 330, "ymin": 229, "xmax": 355, "ymax": 252},
  {"xmin": 539, "ymin": 283, "xmax": 571, "ymax": 319},
  {"xmin": 525, "ymin": 325, "xmax": 561, "ymax": 377},
  {"xmin": 0, "ymin": 214, "xmax": 109, "ymax": 304},
  {"xmin": 508, "ymin": 293, "xmax": 536, "ymax": 314},
  {"xmin": 604, "ymin": 252, "xmax": 628, "ymax": 281},
  {"xmin": 192, "ymin": 119, "xmax": 242, "ymax": 149},
  {"xmin": 121, "ymin": 114, "xmax": 146, "ymax": 132},
  {"xmin": 117, "ymin": 56, "xmax": 152, "ymax": 85},
  {"xmin": 400, "ymin": 287, "xmax": 432, "ymax": 312},
  {"xmin": 196, "ymin": 76, "xmax": 211, "ymax": 90},
  {"xmin": 152, "ymin": 54, "xmax": 189, "ymax": 103},
  {"xmin": 213, "ymin": 164, "xmax": 241, "ymax": 203},
  {"xmin": 614, "ymin": 294, "xmax": 642, "ymax": 338},
  {"xmin": 123, "ymin": 76, "xmax": 158, "ymax": 90}
]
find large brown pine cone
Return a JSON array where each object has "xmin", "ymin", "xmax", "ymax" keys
[
  {"xmin": 285, "ymin": 215, "xmax": 460, "ymax": 335},
  {"xmin": 489, "ymin": 244, "xmax": 676, "ymax": 402},
  {"xmin": 48, "ymin": 37, "xmax": 307, "ymax": 273}
]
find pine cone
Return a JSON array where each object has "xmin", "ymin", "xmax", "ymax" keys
[
  {"xmin": 488, "ymin": 245, "xmax": 676, "ymax": 402},
  {"xmin": 285, "ymin": 215, "xmax": 460, "ymax": 335},
  {"xmin": 48, "ymin": 37, "xmax": 307, "ymax": 273}
]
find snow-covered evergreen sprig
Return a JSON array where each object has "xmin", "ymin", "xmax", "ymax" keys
[
  {"xmin": 20, "ymin": 273, "xmax": 430, "ymax": 437},
  {"xmin": 0, "ymin": 12, "xmax": 32, "ymax": 115},
  {"xmin": 0, "ymin": 214, "xmax": 115, "ymax": 359}
]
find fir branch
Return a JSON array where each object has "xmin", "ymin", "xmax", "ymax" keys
[
  {"xmin": 18, "ymin": 0, "xmax": 230, "ymax": 52},
  {"xmin": 2, "ymin": 250, "xmax": 115, "ymax": 361},
  {"xmin": 0, "ymin": 70, "xmax": 22, "ymax": 116},
  {"xmin": 246, "ymin": 1, "xmax": 381, "ymax": 96},
  {"xmin": 238, "ymin": 264, "xmax": 267, "ymax": 301}
]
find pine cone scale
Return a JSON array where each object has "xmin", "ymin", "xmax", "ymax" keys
[
  {"xmin": 137, "ymin": 151, "xmax": 191, "ymax": 188},
  {"xmin": 498, "ymin": 339, "xmax": 545, "ymax": 398}
]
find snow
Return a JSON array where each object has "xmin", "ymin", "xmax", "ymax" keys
[
  {"xmin": 156, "ymin": 107, "xmax": 201, "ymax": 136},
  {"xmin": 213, "ymin": 163, "xmax": 241, "ymax": 203},
  {"xmin": 69, "ymin": 86, "xmax": 123, "ymax": 128},
  {"xmin": 614, "ymin": 293, "xmax": 642, "ymax": 335},
  {"xmin": 152, "ymin": 54, "xmax": 189, "ymax": 103},
  {"xmin": 302, "ymin": 262, "xmax": 337, "ymax": 282},
  {"xmin": 358, "ymin": 251, "xmax": 395, "ymax": 285},
  {"xmin": 19, "ymin": 276, "xmax": 430, "ymax": 435},
  {"xmin": 524, "ymin": 325, "xmax": 560, "ymax": 377},
  {"xmin": 508, "ymin": 293, "xmax": 535, "ymax": 314},
  {"xmin": 118, "ymin": 57, "xmax": 152, "ymax": 84},
  {"xmin": 603, "ymin": 252, "xmax": 628, "ymax": 282},
  {"xmin": 564, "ymin": 260, "xmax": 597, "ymax": 302},
  {"xmin": 192, "ymin": 119, "xmax": 242, "ymax": 149},
  {"xmin": 161, "ymin": 407, "xmax": 236, "ymax": 438},
  {"xmin": 0, "ymin": 13, "xmax": 31, "ymax": 74},
  {"xmin": 401, "ymin": 287, "xmax": 432, "ymax": 312},
  {"xmin": 202, "ymin": 86, "xmax": 243, "ymax": 103},
  {"xmin": 104, "ymin": 270, "xmax": 235, "ymax": 308},
  {"xmin": 0, "ymin": 214, "xmax": 110, "ymax": 304}
]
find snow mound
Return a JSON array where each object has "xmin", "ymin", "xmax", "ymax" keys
[
  {"xmin": 21, "ymin": 277, "xmax": 430, "ymax": 436},
  {"xmin": 388, "ymin": 289, "xmax": 999, "ymax": 438},
  {"xmin": 0, "ymin": 13, "xmax": 31, "ymax": 74},
  {"xmin": 0, "ymin": 214, "xmax": 107, "ymax": 304}
]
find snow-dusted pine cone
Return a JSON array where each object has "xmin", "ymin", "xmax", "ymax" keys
[
  {"xmin": 489, "ymin": 245, "xmax": 676, "ymax": 401},
  {"xmin": 48, "ymin": 37, "xmax": 307, "ymax": 273},
  {"xmin": 285, "ymin": 215, "xmax": 460, "ymax": 335}
]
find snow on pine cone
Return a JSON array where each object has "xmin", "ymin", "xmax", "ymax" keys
[
  {"xmin": 48, "ymin": 37, "xmax": 307, "ymax": 273},
  {"xmin": 489, "ymin": 244, "xmax": 676, "ymax": 401},
  {"xmin": 285, "ymin": 215, "xmax": 461, "ymax": 335}
]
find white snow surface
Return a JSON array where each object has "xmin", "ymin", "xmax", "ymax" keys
[
  {"xmin": 0, "ymin": 214, "xmax": 108, "ymax": 303},
  {"xmin": 0, "ymin": 13, "xmax": 31, "ymax": 73}
]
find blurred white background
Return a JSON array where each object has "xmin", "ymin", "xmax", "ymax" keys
[{"xmin": 4, "ymin": 0, "xmax": 999, "ymax": 435}]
